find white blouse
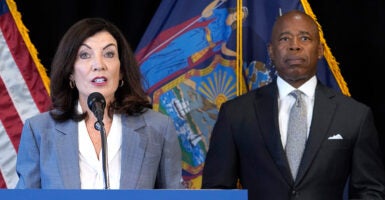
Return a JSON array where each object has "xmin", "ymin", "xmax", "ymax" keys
[{"xmin": 78, "ymin": 105, "xmax": 122, "ymax": 189}]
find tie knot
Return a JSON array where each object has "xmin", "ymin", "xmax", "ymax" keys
[
  {"xmin": 290, "ymin": 90, "xmax": 302, "ymax": 99},
  {"xmin": 290, "ymin": 90, "xmax": 303, "ymax": 106}
]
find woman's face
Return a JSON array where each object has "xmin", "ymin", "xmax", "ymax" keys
[{"xmin": 71, "ymin": 30, "xmax": 121, "ymax": 108}]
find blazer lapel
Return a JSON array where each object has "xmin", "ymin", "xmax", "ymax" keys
[
  {"xmin": 295, "ymin": 83, "xmax": 337, "ymax": 183},
  {"xmin": 256, "ymin": 82, "xmax": 293, "ymax": 185},
  {"xmin": 55, "ymin": 119, "xmax": 81, "ymax": 188},
  {"xmin": 119, "ymin": 114, "xmax": 147, "ymax": 188}
]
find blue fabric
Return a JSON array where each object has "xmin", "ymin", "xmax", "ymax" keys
[{"xmin": 135, "ymin": 0, "xmax": 345, "ymax": 191}]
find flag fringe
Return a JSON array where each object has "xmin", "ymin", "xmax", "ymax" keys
[
  {"xmin": 6, "ymin": 0, "xmax": 51, "ymax": 95},
  {"xmin": 301, "ymin": 0, "xmax": 350, "ymax": 96},
  {"xmin": 236, "ymin": 0, "xmax": 244, "ymax": 96}
]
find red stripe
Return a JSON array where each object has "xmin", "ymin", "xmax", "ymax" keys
[
  {"xmin": 0, "ymin": 78, "xmax": 23, "ymax": 151},
  {"xmin": 0, "ymin": 171, "xmax": 6, "ymax": 188},
  {"xmin": 0, "ymin": 13, "xmax": 50, "ymax": 112},
  {"xmin": 135, "ymin": 16, "xmax": 212, "ymax": 64}
]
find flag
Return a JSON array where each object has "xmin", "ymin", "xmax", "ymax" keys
[
  {"xmin": 135, "ymin": 0, "xmax": 349, "ymax": 189},
  {"xmin": 0, "ymin": 0, "xmax": 50, "ymax": 188}
]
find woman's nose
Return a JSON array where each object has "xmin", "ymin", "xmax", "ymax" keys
[{"xmin": 91, "ymin": 60, "xmax": 106, "ymax": 71}]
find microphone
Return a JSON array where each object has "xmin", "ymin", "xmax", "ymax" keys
[
  {"xmin": 86, "ymin": 92, "xmax": 110, "ymax": 189},
  {"xmin": 87, "ymin": 92, "xmax": 106, "ymax": 122}
]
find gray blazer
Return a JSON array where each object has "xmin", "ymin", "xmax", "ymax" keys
[{"xmin": 15, "ymin": 109, "xmax": 183, "ymax": 189}]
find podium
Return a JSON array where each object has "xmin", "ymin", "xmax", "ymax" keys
[{"xmin": 0, "ymin": 189, "xmax": 247, "ymax": 200}]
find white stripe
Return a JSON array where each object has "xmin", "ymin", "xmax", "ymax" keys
[
  {"xmin": 0, "ymin": 30, "xmax": 40, "ymax": 123},
  {"xmin": 0, "ymin": 122, "xmax": 19, "ymax": 188}
]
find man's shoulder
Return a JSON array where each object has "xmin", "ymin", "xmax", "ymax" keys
[
  {"xmin": 222, "ymin": 83, "xmax": 275, "ymax": 108},
  {"xmin": 317, "ymin": 83, "xmax": 370, "ymax": 111}
]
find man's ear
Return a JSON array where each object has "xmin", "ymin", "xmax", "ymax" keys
[{"xmin": 318, "ymin": 43, "xmax": 324, "ymax": 59}]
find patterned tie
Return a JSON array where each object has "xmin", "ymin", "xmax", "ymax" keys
[{"xmin": 286, "ymin": 90, "xmax": 307, "ymax": 180}]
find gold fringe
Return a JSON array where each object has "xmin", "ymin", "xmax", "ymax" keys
[
  {"xmin": 301, "ymin": 0, "xmax": 350, "ymax": 96},
  {"xmin": 236, "ymin": 0, "xmax": 245, "ymax": 96},
  {"xmin": 236, "ymin": 0, "xmax": 244, "ymax": 185},
  {"xmin": 6, "ymin": 0, "xmax": 51, "ymax": 95}
]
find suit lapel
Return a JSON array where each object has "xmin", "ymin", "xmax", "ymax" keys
[
  {"xmin": 55, "ymin": 119, "xmax": 81, "ymax": 188},
  {"xmin": 256, "ymin": 82, "xmax": 293, "ymax": 185},
  {"xmin": 119, "ymin": 114, "xmax": 147, "ymax": 188},
  {"xmin": 295, "ymin": 83, "xmax": 337, "ymax": 184}
]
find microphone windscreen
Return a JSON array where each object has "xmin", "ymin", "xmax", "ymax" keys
[{"xmin": 87, "ymin": 92, "xmax": 106, "ymax": 111}]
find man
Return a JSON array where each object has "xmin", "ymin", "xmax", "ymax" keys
[{"xmin": 201, "ymin": 10, "xmax": 385, "ymax": 199}]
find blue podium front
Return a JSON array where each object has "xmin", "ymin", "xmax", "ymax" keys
[{"xmin": 0, "ymin": 189, "xmax": 247, "ymax": 200}]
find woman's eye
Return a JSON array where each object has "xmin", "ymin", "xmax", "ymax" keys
[
  {"xmin": 79, "ymin": 52, "xmax": 90, "ymax": 59},
  {"xmin": 105, "ymin": 51, "xmax": 115, "ymax": 58}
]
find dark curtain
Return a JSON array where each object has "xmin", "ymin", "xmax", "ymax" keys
[
  {"xmin": 15, "ymin": 0, "xmax": 385, "ymax": 163},
  {"xmin": 308, "ymin": 0, "xmax": 385, "ymax": 163},
  {"xmin": 15, "ymin": 0, "xmax": 162, "ymax": 71}
]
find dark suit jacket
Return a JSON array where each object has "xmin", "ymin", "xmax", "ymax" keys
[{"xmin": 202, "ymin": 80, "xmax": 385, "ymax": 200}]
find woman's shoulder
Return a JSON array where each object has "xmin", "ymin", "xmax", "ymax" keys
[
  {"xmin": 26, "ymin": 111, "xmax": 52, "ymax": 122},
  {"xmin": 122, "ymin": 109, "xmax": 171, "ymax": 125},
  {"xmin": 140, "ymin": 109, "xmax": 170, "ymax": 122},
  {"xmin": 122, "ymin": 109, "xmax": 175, "ymax": 137},
  {"xmin": 23, "ymin": 111, "xmax": 57, "ymax": 131}
]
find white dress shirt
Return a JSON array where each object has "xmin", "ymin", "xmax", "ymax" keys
[
  {"xmin": 77, "ymin": 103, "xmax": 122, "ymax": 189},
  {"xmin": 277, "ymin": 76, "xmax": 316, "ymax": 148}
]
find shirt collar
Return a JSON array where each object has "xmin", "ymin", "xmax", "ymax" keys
[{"xmin": 277, "ymin": 75, "xmax": 317, "ymax": 98}]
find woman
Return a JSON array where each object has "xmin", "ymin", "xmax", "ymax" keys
[{"xmin": 15, "ymin": 18, "xmax": 183, "ymax": 189}]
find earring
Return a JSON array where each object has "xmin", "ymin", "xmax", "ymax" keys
[
  {"xmin": 69, "ymin": 80, "xmax": 76, "ymax": 89},
  {"xmin": 119, "ymin": 80, "xmax": 124, "ymax": 87}
]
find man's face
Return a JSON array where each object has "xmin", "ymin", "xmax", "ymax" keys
[{"xmin": 268, "ymin": 11, "xmax": 324, "ymax": 88}]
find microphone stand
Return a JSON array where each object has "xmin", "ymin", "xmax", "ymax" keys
[{"xmin": 95, "ymin": 120, "xmax": 110, "ymax": 189}]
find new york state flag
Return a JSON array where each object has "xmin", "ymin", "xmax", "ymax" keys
[{"xmin": 135, "ymin": 0, "xmax": 348, "ymax": 189}]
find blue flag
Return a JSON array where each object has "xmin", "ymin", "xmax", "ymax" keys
[{"xmin": 135, "ymin": 0, "xmax": 349, "ymax": 189}]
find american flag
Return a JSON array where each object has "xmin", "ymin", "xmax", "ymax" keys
[{"xmin": 0, "ymin": 0, "xmax": 50, "ymax": 188}]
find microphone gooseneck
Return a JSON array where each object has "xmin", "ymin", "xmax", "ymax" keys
[{"xmin": 87, "ymin": 92, "xmax": 110, "ymax": 189}]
